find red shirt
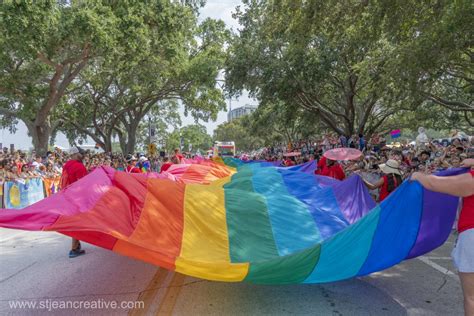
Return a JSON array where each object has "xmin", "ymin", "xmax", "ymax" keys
[
  {"xmin": 16, "ymin": 162, "xmax": 23, "ymax": 175},
  {"xmin": 458, "ymin": 171, "xmax": 474, "ymax": 233},
  {"xmin": 60, "ymin": 160, "xmax": 88, "ymax": 188},
  {"xmin": 316, "ymin": 158, "xmax": 346, "ymax": 180},
  {"xmin": 160, "ymin": 162, "xmax": 173, "ymax": 173},
  {"xmin": 126, "ymin": 165, "xmax": 142, "ymax": 173},
  {"xmin": 284, "ymin": 159, "xmax": 295, "ymax": 166},
  {"xmin": 379, "ymin": 174, "xmax": 400, "ymax": 202},
  {"xmin": 316, "ymin": 157, "xmax": 327, "ymax": 175}
]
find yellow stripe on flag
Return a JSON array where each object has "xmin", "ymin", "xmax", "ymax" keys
[{"xmin": 176, "ymin": 177, "xmax": 248, "ymax": 281}]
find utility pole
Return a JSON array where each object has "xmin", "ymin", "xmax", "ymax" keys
[{"xmin": 148, "ymin": 116, "xmax": 151, "ymax": 145}]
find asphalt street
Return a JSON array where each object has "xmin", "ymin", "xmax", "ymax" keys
[{"xmin": 0, "ymin": 228, "xmax": 463, "ymax": 316}]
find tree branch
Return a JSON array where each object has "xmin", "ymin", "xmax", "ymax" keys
[{"xmin": 423, "ymin": 92, "xmax": 473, "ymax": 111}]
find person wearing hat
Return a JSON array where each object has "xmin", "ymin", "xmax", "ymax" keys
[
  {"xmin": 315, "ymin": 156, "xmax": 346, "ymax": 180},
  {"xmin": 60, "ymin": 147, "xmax": 87, "ymax": 258},
  {"xmin": 125, "ymin": 154, "xmax": 142, "ymax": 173},
  {"xmin": 138, "ymin": 155, "xmax": 150, "ymax": 172},
  {"xmin": 361, "ymin": 159, "xmax": 403, "ymax": 202}
]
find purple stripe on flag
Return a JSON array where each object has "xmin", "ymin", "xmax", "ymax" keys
[{"xmin": 406, "ymin": 168, "xmax": 467, "ymax": 258}]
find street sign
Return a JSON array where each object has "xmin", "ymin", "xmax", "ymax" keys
[{"xmin": 148, "ymin": 143, "xmax": 157, "ymax": 156}]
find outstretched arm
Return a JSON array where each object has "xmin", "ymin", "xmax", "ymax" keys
[
  {"xmin": 411, "ymin": 172, "xmax": 474, "ymax": 197},
  {"xmin": 461, "ymin": 159, "xmax": 474, "ymax": 168}
]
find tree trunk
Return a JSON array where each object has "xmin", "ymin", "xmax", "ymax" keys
[
  {"xmin": 119, "ymin": 136, "xmax": 127, "ymax": 154},
  {"xmin": 103, "ymin": 137, "xmax": 113, "ymax": 153},
  {"xmin": 26, "ymin": 121, "xmax": 52, "ymax": 156},
  {"xmin": 125, "ymin": 124, "xmax": 138, "ymax": 154}
]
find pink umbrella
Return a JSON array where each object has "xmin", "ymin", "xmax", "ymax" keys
[
  {"xmin": 283, "ymin": 151, "xmax": 301, "ymax": 157},
  {"xmin": 323, "ymin": 148, "xmax": 362, "ymax": 161}
]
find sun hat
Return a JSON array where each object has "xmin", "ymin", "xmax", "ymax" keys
[
  {"xmin": 379, "ymin": 159, "xmax": 402, "ymax": 175},
  {"xmin": 126, "ymin": 154, "xmax": 137, "ymax": 162}
]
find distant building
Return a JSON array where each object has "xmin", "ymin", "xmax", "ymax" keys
[{"xmin": 227, "ymin": 104, "xmax": 258, "ymax": 122}]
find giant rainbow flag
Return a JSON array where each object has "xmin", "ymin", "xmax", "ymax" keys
[{"xmin": 0, "ymin": 159, "xmax": 462, "ymax": 284}]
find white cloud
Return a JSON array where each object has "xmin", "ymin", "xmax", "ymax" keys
[{"xmin": 199, "ymin": 0, "xmax": 241, "ymax": 30}]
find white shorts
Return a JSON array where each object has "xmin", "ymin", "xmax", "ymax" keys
[{"xmin": 452, "ymin": 228, "xmax": 474, "ymax": 273}]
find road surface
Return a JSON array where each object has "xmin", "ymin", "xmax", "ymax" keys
[{"xmin": 0, "ymin": 228, "xmax": 463, "ymax": 315}]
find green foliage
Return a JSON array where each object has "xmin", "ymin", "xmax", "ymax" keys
[
  {"xmin": 135, "ymin": 101, "xmax": 182, "ymax": 152},
  {"xmin": 249, "ymin": 100, "xmax": 323, "ymax": 144},
  {"xmin": 0, "ymin": 1, "xmax": 228, "ymax": 153},
  {"xmin": 213, "ymin": 117, "xmax": 264, "ymax": 152},
  {"xmin": 59, "ymin": 2, "xmax": 228, "ymax": 153},
  {"xmin": 226, "ymin": 0, "xmax": 473, "ymax": 136},
  {"xmin": 0, "ymin": 1, "xmax": 119, "ymax": 153},
  {"xmin": 381, "ymin": 0, "xmax": 473, "ymax": 125},
  {"xmin": 166, "ymin": 124, "xmax": 212, "ymax": 153}
]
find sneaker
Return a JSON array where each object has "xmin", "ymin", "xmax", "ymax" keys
[{"xmin": 69, "ymin": 248, "xmax": 85, "ymax": 258}]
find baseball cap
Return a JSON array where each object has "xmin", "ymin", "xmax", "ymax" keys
[
  {"xmin": 69, "ymin": 147, "xmax": 79, "ymax": 155},
  {"xmin": 69, "ymin": 147, "xmax": 85, "ymax": 155}
]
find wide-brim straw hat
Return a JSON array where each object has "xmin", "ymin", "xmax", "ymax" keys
[{"xmin": 379, "ymin": 159, "xmax": 402, "ymax": 175}]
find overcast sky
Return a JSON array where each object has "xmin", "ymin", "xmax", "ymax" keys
[{"xmin": 0, "ymin": 0, "xmax": 253, "ymax": 150}]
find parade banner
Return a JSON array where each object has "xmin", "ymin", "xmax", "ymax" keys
[
  {"xmin": 0, "ymin": 181, "xmax": 3, "ymax": 209},
  {"xmin": 43, "ymin": 177, "xmax": 61, "ymax": 197},
  {"xmin": 3, "ymin": 178, "xmax": 45, "ymax": 209}
]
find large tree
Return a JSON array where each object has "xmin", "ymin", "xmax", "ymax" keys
[
  {"xmin": 226, "ymin": 0, "xmax": 473, "ymax": 136},
  {"xmin": 226, "ymin": 0, "xmax": 411, "ymax": 137},
  {"xmin": 381, "ymin": 0, "xmax": 473, "ymax": 126},
  {"xmin": 60, "ymin": 7, "xmax": 229, "ymax": 153},
  {"xmin": 249, "ymin": 100, "xmax": 323, "ymax": 144},
  {"xmin": 167, "ymin": 124, "xmax": 212, "ymax": 153},
  {"xmin": 0, "ymin": 1, "xmax": 228, "ymax": 154},
  {"xmin": 213, "ymin": 117, "xmax": 264, "ymax": 152},
  {"xmin": 134, "ymin": 101, "xmax": 181, "ymax": 153},
  {"xmin": 0, "ymin": 2, "xmax": 116, "ymax": 155}
]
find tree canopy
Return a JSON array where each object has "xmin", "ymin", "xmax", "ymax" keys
[
  {"xmin": 167, "ymin": 124, "xmax": 212, "ymax": 153},
  {"xmin": 226, "ymin": 0, "xmax": 473, "ymax": 136},
  {"xmin": 1, "ymin": 1, "xmax": 472, "ymax": 154},
  {"xmin": 0, "ymin": 1, "xmax": 228, "ymax": 154}
]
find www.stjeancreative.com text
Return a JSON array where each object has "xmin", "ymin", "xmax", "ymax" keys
[{"xmin": 9, "ymin": 299, "xmax": 144, "ymax": 311}]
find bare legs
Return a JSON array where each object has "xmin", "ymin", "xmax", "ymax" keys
[
  {"xmin": 460, "ymin": 272, "xmax": 474, "ymax": 316},
  {"xmin": 72, "ymin": 238, "xmax": 80, "ymax": 250}
]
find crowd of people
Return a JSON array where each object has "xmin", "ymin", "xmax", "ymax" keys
[
  {"xmin": 1, "ymin": 130, "xmax": 473, "ymax": 187},
  {"xmin": 251, "ymin": 130, "xmax": 473, "ymax": 202},
  {"xmin": 0, "ymin": 146, "xmax": 193, "ymax": 184},
  {"xmin": 257, "ymin": 132, "xmax": 474, "ymax": 177}
]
